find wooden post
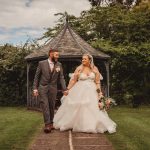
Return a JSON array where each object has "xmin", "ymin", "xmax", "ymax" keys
[
  {"xmin": 27, "ymin": 62, "xmax": 30, "ymax": 107},
  {"xmin": 104, "ymin": 61, "xmax": 110, "ymax": 97}
]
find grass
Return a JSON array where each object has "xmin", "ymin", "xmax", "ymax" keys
[
  {"xmin": 0, "ymin": 106, "xmax": 150, "ymax": 150},
  {"xmin": 0, "ymin": 107, "xmax": 43, "ymax": 150},
  {"xmin": 106, "ymin": 106, "xmax": 150, "ymax": 150}
]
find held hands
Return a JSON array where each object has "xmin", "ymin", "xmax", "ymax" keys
[
  {"xmin": 33, "ymin": 89, "xmax": 39, "ymax": 97},
  {"xmin": 33, "ymin": 89, "xmax": 69, "ymax": 97},
  {"xmin": 63, "ymin": 90, "xmax": 69, "ymax": 96}
]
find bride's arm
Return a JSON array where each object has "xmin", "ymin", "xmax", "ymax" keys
[{"xmin": 67, "ymin": 67, "xmax": 80, "ymax": 90}]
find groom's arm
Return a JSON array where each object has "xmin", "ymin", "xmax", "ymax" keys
[
  {"xmin": 33, "ymin": 62, "xmax": 42, "ymax": 91},
  {"xmin": 59, "ymin": 63, "xmax": 67, "ymax": 91}
]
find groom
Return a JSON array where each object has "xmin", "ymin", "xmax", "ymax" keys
[{"xmin": 33, "ymin": 49, "xmax": 68, "ymax": 133}]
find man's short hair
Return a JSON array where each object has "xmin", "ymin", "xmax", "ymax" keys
[{"xmin": 48, "ymin": 48, "xmax": 59, "ymax": 55}]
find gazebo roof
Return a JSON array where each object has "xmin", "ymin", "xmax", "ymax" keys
[{"xmin": 25, "ymin": 21, "xmax": 110, "ymax": 61}]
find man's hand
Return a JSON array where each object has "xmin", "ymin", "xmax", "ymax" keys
[
  {"xmin": 63, "ymin": 90, "xmax": 69, "ymax": 96},
  {"xmin": 33, "ymin": 89, "xmax": 39, "ymax": 97}
]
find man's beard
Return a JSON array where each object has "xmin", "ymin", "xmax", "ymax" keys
[{"xmin": 52, "ymin": 57, "xmax": 58, "ymax": 63}]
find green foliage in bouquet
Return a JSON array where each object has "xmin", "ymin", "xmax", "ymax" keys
[{"xmin": 98, "ymin": 97, "xmax": 117, "ymax": 111}]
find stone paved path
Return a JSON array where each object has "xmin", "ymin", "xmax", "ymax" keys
[{"xmin": 29, "ymin": 129, "xmax": 114, "ymax": 150}]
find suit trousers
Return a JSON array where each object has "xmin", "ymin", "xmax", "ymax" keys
[{"xmin": 39, "ymin": 84, "xmax": 57, "ymax": 125}]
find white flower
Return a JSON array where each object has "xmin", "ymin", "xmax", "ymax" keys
[{"xmin": 56, "ymin": 67, "xmax": 60, "ymax": 72}]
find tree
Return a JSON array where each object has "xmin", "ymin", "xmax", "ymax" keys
[
  {"xmin": 41, "ymin": 3, "xmax": 150, "ymax": 105},
  {"xmin": 88, "ymin": 0, "xmax": 142, "ymax": 8},
  {"xmin": 0, "ymin": 44, "xmax": 31, "ymax": 106}
]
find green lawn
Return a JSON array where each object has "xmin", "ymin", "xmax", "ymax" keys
[
  {"xmin": 0, "ymin": 107, "xmax": 43, "ymax": 150},
  {"xmin": 107, "ymin": 106, "xmax": 150, "ymax": 150},
  {"xmin": 0, "ymin": 106, "xmax": 149, "ymax": 150}
]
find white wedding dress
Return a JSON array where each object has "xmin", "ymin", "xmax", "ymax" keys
[{"xmin": 54, "ymin": 72, "xmax": 116, "ymax": 133}]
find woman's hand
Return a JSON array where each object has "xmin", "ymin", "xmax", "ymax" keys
[{"xmin": 98, "ymin": 92, "xmax": 103, "ymax": 100}]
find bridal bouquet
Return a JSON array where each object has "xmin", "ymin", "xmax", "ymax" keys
[{"xmin": 98, "ymin": 95, "xmax": 117, "ymax": 111}]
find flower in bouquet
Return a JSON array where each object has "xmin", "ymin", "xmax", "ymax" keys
[{"xmin": 98, "ymin": 95, "xmax": 117, "ymax": 111}]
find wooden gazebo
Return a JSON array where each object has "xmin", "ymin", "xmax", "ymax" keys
[{"xmin": 25, "ymin": 20, "xmax": 110, "ymax": 110}]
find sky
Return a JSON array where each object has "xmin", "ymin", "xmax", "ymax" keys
[{"xmin": 0, "ymin": 0, "xmax": 90, "ymax": 45}]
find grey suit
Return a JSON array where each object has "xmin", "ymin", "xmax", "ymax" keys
[{"xmin": 33, "ymin": 59, "xmax": 66, "ymax": 125}]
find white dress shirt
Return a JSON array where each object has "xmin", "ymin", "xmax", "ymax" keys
[{"xmin": 48, "ymin": 58, "xmax": 54, "ymax": 72}]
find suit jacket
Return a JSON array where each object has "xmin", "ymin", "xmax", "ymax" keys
[{"xmin": 33, "ymin": 59, "xmax": 66, "ymax": 91}]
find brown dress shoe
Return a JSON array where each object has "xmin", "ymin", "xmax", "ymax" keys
[
  {"xmin": 44, "ymin": 124, "xmax": 51, "ymax": 133},
  {"xmin": 50, "ymin": 123, "xmax": 55, "ymax": 130}
]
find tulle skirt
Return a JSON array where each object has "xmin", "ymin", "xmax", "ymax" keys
[{"xmin": 54, "ymin": 80, "xmax": 116, "ymax": 133}]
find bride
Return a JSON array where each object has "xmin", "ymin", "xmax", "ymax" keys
[{"xmin": 54, "ymin": 53, "xmax": 116, "ymax": 134}]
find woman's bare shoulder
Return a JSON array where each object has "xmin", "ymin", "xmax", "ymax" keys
[
  {"xmin": 93, "ymin": 66, "xmax": 99, "ymax": 71},
  {"xmin": 93, "ymin": 66, "xmax": 100, "ymax": 74}
]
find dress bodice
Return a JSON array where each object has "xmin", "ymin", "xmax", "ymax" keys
[{"xmin": 79, "ymin": 72, "xmax": 95, "ymax": 81}]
